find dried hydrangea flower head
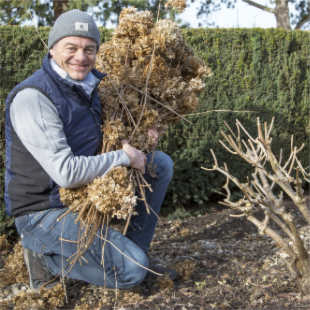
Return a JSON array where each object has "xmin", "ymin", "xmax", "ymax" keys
[
  {"xmin": 88, "ymin": 166, "xmax": 137, "ymax": 220},
  {"xmin": 164, "ymin": 0, "xmax": 187, "ymax": 13},
  {"xmin": 96, "ymin": 7, "xmax": 211, "ymax": 150}
]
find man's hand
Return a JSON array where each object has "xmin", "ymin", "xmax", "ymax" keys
[
  {"xmin": 122, "ymin": 140, "xmax": 147, "ymax": 174},
  {"xmin": 147, "ymin": 128, "xmax": 159, "ymax": 151}
]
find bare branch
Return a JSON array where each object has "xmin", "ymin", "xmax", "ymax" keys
[
  {"xmin": 210, "ymin": 149, "xmax": 218, "ymax": 168},
  {"xmin": 268, "ymin": 212, "xmax": 294, "ymax": 240},
  {"xmin": 236, "ymin": 119, "xmax": 256, "ymax": 143},
  {"xmin": 288, "ymin": 147, "xmax": 297, "ymax": 176},
  {"xmin": 295, "ymin": 15, "xmax": 310, "ymax": 30},
  {"xmin": 219, "ymin": 140, "xmax": 238, "ymax": 155},
  {"xmin": 224, "ymin": 121, "xmax": 238, "ymax": 140},
  {"xmin": 230, "ymin": 213, "xmax": 246, "ymax": 218},
  {"xmin": 126, "ymin": 83, "xmax": 192, "ymax": 124},
  {"xmin": 296, "ymin": 158, "xmax": 310, "ymax": 180},
  {"xmin": 267, "ymin": 117, "xmax": 275, "ymax": 138},
  {"xmin": 291, "ymin": 135, "xmax": 294, "ymax": 152},
  {"xmin": 202, "ymin": 118, "xmax": 310, "ymax": 293},
  {"xmin": 296, "ymin": 143, "xmax": 305, "ymax": 154},
  {"xmin": 242, "ymin": 0, "xmax": 275, "ymax": 13}
]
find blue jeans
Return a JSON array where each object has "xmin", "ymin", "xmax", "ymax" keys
[{"xmin": 15, "ymin": 151, "xmax": 173, "ymax": 289}]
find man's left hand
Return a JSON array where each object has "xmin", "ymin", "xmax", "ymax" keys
[{"xmin": 147, "ymin": 128, "xmax": 159, "ymax": 151}]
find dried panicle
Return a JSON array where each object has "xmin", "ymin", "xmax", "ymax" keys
[
  {"xmin": 165, "ymin": 0, "xmax": 187, "ymax": 13},
  {"xmin": 103, "ymin": 118, "xmax": 127, "ymax": 145},
  {"xmin": 59, "ymin": 186, "xmax": 88, "ymax": 212},
  {"xmin": 0, "ymin": 234, "xmax": 10, "ymax": 254},
  {"xmin": 95, "ymin": 8, "xmax": 211, "ymax": 150},
  {"xmin": 13, "ymin": 283, "xmax": 64, "ymax": 310},
  {"xmin": 0, "ymin": 241, "xmax": 28, "ymax": 287},
  {"xmin": 174, "ymin": 259, "xmax": 196, "ymax": 279},
  {"xmin": 156, "ymin": 273, "xmax": 174, "ymax": 290},
  {"xmin": 87, "ymin": 166, "xmax": 137, "ymax": 220}
]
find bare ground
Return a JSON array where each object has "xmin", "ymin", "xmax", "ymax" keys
[{"xmin": 1, "ymin": 196, "xmax": 310, "ymax": 310}]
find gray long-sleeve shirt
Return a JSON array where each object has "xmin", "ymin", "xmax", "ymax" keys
[{"xmin": 10, "ymin": 63, "xmax": 130, "ymax": 188}]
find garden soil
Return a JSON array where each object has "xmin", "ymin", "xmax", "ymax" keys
[{"xmin": 1, "ymin": 195, "xmax": 310, "ymax": 309}]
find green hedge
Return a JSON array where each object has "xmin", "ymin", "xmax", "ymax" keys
[
  {"xmin": 160, "ymin": 28, "xmax": 309, "ymax": 207},
  {"xmin": 0, "ymin": 26, "xmax": 309, "ymax": 232}
]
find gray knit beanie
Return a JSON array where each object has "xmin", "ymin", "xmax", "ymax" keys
[{"xmin": 48, "ymin": 9, "xmax": 100, "ymax": 52}]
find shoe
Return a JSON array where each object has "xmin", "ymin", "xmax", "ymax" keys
[
  {"xmin": 23, "ymin": 248, "xmax": 59, "ymax": 291},
  {"xmin": 143, "ymin": 259, "xmax": 178, "ymax": 283}
]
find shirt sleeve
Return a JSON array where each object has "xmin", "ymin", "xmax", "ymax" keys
[{"xmin": 10, "ymin": 88, "xmax": 130, "ymax": 188}]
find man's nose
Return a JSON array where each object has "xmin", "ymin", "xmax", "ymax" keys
[{"xmin": 75, "ymin": 49, "xmax": 87, "ymax": 62}]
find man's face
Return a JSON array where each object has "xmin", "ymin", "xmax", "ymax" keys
[{"xmin": 49, "ymin": 36, "xmax": 97, "ymax": 81}]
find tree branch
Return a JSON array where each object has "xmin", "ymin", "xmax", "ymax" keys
[
  {"xmin": 295, "ymin": 15, "xmax": 310, "ymax": 30},
  {"xmin": 242, "ymin": 0, "xmax": 275, "ymax": 13}
]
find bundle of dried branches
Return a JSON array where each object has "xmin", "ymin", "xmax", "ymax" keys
[
  {"xmin": 59, "ymin": 5, "xmax": 210, "ymax": 271},
  {"xmin": 202, "ymin": 117, "xmax": 310, "ymax": 294}
]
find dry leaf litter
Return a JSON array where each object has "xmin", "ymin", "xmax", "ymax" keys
[
  {"xmin": 13, "ymin": 283, "xmax": 64, "ymax": 310},
  {"xmin": 1, "ymin": 200, "xmax": 310, "ymax": 308},
  {"xmin": 0, "ymin": 241, "xmax": 28, "ymax": 287},
  {"xmin": 156, "ymin": 273, "xmax": 174, "ymax": 290},
  {"xmin": 0, "ymin": 234, "xmax": 10, "ymax": 255}
]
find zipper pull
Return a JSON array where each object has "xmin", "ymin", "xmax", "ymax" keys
[{"xmin": 90, "ymin": 108, "xmax": 95, "ymax": 114}]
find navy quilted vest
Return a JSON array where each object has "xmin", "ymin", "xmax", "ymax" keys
[{"xmin": 5, "ymin": 53, "xmax": 106, "ymax": 217}]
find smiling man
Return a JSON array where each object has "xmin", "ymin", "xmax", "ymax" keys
[{"xmin": 5, "ymin": 10, "xmax": 177, "ymax": 291}]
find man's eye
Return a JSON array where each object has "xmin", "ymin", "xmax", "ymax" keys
[{"xmin": 68, "ymin": 47, "xmax": 75, "ymax": 51}]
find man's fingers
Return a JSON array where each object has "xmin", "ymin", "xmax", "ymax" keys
[
  {"xmin": 147, "ymin": 128, "xmax": 159, "ymax": 139},
  {"xmin": 122, "ymin": 140, "xmax": 128, "ymax": 145}
]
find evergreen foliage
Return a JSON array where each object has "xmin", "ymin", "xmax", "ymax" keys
[
  {"xmin": 0, "ymin": 26, "xmax": 309, "ymax": 232},
  {"xmin": 160, "ymin": 28, "xmax": 309, "ymax": 208}
]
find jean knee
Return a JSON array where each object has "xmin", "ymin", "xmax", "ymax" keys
[
  {"xmin": 153, "ymin": 151, "xmax": 173, "ymax": 182},
  {"xmin": 124, "ymin": 249, "xmax": 148, "ymax": 287}
]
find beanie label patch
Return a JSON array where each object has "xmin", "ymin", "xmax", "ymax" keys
[{"xmin": 75, "ymin": 22, "xmax": 88, "ymax": 32}]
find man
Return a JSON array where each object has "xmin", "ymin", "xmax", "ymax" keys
[{"xmin": 5, "ymin": 9, "xmax": 177, "ymax": 290}]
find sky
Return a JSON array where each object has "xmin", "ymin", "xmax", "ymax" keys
[
  {"xmin": 24, "ymin": 0, "xmax": 305, "ymax": 30},
  {"xmin": 179, "ymin": 0, "xmax": 278, "ymax": 28},
  {"xmin": 101, "ymin": 0, "xmax": 297, "ymax": 29}
]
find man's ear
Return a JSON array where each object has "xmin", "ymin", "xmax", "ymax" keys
[{"xmin": 49, "ymin": 48, "xmax": 55, "ymax": 58}]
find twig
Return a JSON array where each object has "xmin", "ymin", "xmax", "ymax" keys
[
  {"xmin": 29, "ymin": 11, "xmax": 48, "ymax": 49},
  {"xmin": 126, "ymin": 83, "xmax": 192, "ymax": 124},
  {"xmin": 184, "ymin": 110, "xmax": 258, "ymax": 116},
  {"xmin": 96, "ymin": 59, "xmax": 136, "ymax": 127},
  {"xmin": 60, "ymin": 217, "xmax": 68, "ymax": 304},
  {"xmin": 94, "ymin": 232, "xmax": 162, "ymax": 276},
  {"xmin": 229, "ymin": 213, "xmax": 246, "ymax": 217}
]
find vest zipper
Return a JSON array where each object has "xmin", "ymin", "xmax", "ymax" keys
[
  {"xmin": 88, "ymin": 93, "xmax": 101, "ymax": 136},
  {"xmin": 75, "ymin": 86, "xmax": 101, "ymax": 136}
]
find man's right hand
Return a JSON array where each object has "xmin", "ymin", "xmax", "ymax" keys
[{"xmin": 122, "ymin": 140, "xmax": 147, "ymax": 174}]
